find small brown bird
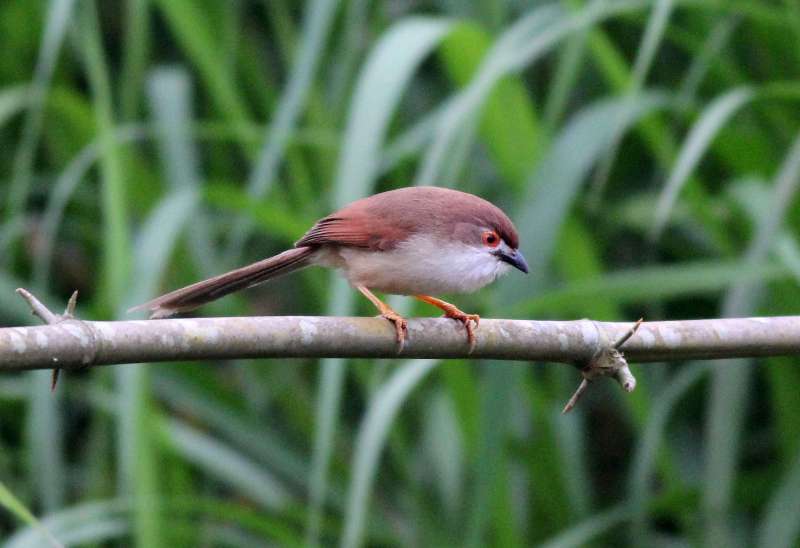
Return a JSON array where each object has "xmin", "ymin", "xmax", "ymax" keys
[{"xmin": 132, "ymin": 186, "xmax": 528, "ymax": 350}]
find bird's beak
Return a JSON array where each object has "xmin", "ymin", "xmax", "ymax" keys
[{"xmin": 495, "ymin": 249, "xmax": 529, "ymax": 274}]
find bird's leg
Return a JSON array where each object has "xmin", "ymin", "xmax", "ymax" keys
[
  {"xmin": 415, "ymin": 295, "xmax": 480, "ymax": 352},
  {"xmin": 357, "ymin": 286, "xmax": 408, "ymax": 352}
]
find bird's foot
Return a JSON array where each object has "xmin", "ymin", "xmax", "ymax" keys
[
  {"xmin": 415, "ymin": 294, "xmax": 480, "ymax": 352},
  {"xmin": 379, "ymin": 308, "xmax": 408, "ymax": 353},
  {"xmin": 441, "ymin": 306, "xmax": 480, "ymax": 353},
  {"xmin": 357, "ymin": 286, "xmax": 409, "ymax": 353}
]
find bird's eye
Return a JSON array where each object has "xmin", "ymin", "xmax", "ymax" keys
[{"xmin": 482, "ymin": 230, "xmax": 500, "ymax": 247}]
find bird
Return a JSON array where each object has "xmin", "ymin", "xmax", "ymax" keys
[{"xmin": 131, "ymin": 186, "xmax": 529, "ymax": 351}]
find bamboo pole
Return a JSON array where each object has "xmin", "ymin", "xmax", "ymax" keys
[{"xmin": 5, "ymin": 289, "xmax": 799, "ymax": 411}]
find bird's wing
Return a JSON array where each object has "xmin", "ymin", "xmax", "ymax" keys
[{"xmin": 295, "ymin": 215, "xmax": 404, "ymax": 251}]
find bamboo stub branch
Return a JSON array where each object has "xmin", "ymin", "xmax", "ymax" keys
[
  {"xmin": 560, "ymin": 318, "xmax": 642, "ymax": 413},
  {"xmin": 4, "ymin": 289, "xmax": 800, "ymax": 410}
]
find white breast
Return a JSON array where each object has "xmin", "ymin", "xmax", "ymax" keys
[{"xmin": 316, "ymin": 235, "xmax": 511, "ymax": 295}]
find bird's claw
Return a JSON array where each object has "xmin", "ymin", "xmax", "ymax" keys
[
  {"xmin": 380, "ymin": 311, "xmax": 408, "ymax": 354},
  {"xmin": 442, "ymin": 310, "xmax": 480, "ymax": 353}
]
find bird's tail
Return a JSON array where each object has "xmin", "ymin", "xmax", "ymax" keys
[{"xmin": 129, "ymin": 246, "xmax": 317, "ymax": 318}]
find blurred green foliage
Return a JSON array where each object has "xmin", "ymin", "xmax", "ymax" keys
[{"xmin": 1, "ymin": 0, "xmax": 800, "ymax": 546}]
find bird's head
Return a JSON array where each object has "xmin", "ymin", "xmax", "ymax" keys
[
  {"xmin": 448, "ymin": 198, "xmax": 529, "ymax": 276},
  {"xmin": 480, "ymin": 227, "xmax": 529, "ymax": 274}
]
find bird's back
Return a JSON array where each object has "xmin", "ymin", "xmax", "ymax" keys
[{"xmin": 296, "ymin": 186, "xmax": 518, "ymax": 251}]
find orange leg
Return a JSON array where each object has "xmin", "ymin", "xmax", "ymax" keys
[
  {"xmin": 357, "ymin": 286, "xmax": 408, "ymax": 352},
  {"xmin": 415, "ymin": 295, "xmax": 480, "ymax": 352}
]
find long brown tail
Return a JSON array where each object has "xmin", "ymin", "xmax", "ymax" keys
[{"xmin": 130, "ymin": 246, "xmax": 317, "ymax": 318}]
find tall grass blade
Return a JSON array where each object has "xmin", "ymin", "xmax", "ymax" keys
[
  {"xmin": 415, "ymin": 3, "xmax": 562, "ymax": 186},
  {"xmin": 113, "ymin": 66, "xmax": 215, "ymax": 548},
  {"xmin": 328, "ymin": 0, "xmax": 371, "ymax": 111},
  {"xmin": 163, "ymin": 419, "xmax": 291, "ymax": 510},
  {"xmin": 119, "ymin": 0, "xmax": 149, "ymax": 120},
  {"xmin": 652, "ymin": 87, "xmax": 755, "ymax": 239},
  {"xmin": 502, "ymin": 92, "xmax": 671, "ymax": 301},
  {"xmin": 26, "ymin": 370, "xmax": 64, "ymax": 513},
  {"xmin": 471, "ymin": 77, "xmax": 668, "ymax": 548},
  {"xmin": 416, "ymin": 0, "xmax": 657, "ymax": 187},
  {"xmin": 226, "ymin": 0, "xmax": 339, "ymax": 259},
  {"xmin": 306, "ymin": 354, "xmax": 345, "ymax": 546},
  {"xmin": 422, "ymin": 390, "xmax": 464, "ymax": 521},
  {"xmin": 629, "ymin": 363, "xmax": 708, "ymax": 542},
  {"xmin": 0, "ymin": 479, "xmax": 63, "ymax": 548},
  {"xmin": 380, "ymin": 101, "xmax": 448, "ymax": 173},
  {"xmin": 776, "ymin": 236, "xmax": 800, "ymax": 281},
  {"xmin": 677, "ymin": 17, "xmax": 739, "ymax": 103},
  {"xmin": 0, "ymin": 86, "xmax": 29, "ymax": 129},
  {"xmin": 538, "ymin": 504, "xmax": 632, "ymax": 548},
  {"xmin": 757, "ymin": 446, "xmax": 800, "ymax": 548},
  {"xmin": 543, "ymin": 2, "xmax": 591, "ymax": 129},
  {"xmin": 2, "ymin": 0, "xmax": 76, "ymax": 258},
  {"xmin": 147, "ymin": 67, "xmax": 216, "ymax": 274},
  {"xmin": 464, "ymin": 364, "xmax": 517, "ymax": 547},
  {"xmin": 341, "ymin": 359, "xmax": 439, "ymax": 548},
  {"xmin": 152, "ymin": 372, "xmax": 315, "ymax": 494},
  {"xmin": 590, "ymin": 0, "xmax": 674, "ymax": 205},
  {"xmin": 306, "ymin": 18, "xmax": 454, "ymax": 546},
  {"xmin": 703, "ymin": 131, "xmax": 800, "ymax": 547},
  {"xmin": 126, "ymin": 189, "xmax": 200, "ymax": 306},
  {"xmin": 438, "ymin": 22, "xmax": 545, "ymax": 187},
  {"xmin": 19, "ymin": 0, "xmax": 80, "ymax": 525},
  {"xmin": 78, "ymin": 0, "xmax": 131, "ymax": 310},
  {"xmin": 332, "ymin": 16, "xmax": 453, "ymax": 204},
  {"xmin": 148, "ymin": 69, "xmax": 201, "ymax": 192},
  {"xmin": 5, "ymin": 500, "xmax": 129, "ymax": 548},
  {"xmin": 153, "ymin": 0, "xmax": 249, "ymax": 129},
  {"xmin": 553, "ymin": 408, "xmax": 591, "ymax": 516},
  {"xmin": 517, "ymin": 259, "xmax": 789, "ymax": 315},
  {"xmin": 33, "ymin": 125, "xmax": 147, "ymax": 289}
]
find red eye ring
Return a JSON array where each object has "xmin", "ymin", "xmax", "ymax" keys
[{"xmin": 482, "ymin": 231, "xmax": 500, "ymax": 247}]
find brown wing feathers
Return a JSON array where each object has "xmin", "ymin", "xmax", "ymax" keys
[
  {"xmin": 294, "ymin": 217, "xmax": 372, "ymax": 247},
  {"xmin": 294, "ymin": 216, "xmax": 403, "ymax": 251}
]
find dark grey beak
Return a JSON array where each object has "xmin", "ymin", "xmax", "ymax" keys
[{"xmin": 495, "ymin": 249, "xmax": 529, "ymax": 274}]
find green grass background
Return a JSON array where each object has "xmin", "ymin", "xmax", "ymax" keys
[{"xmin": 1, "ymin": 0, "xmax": 800, "ymax": 546}]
